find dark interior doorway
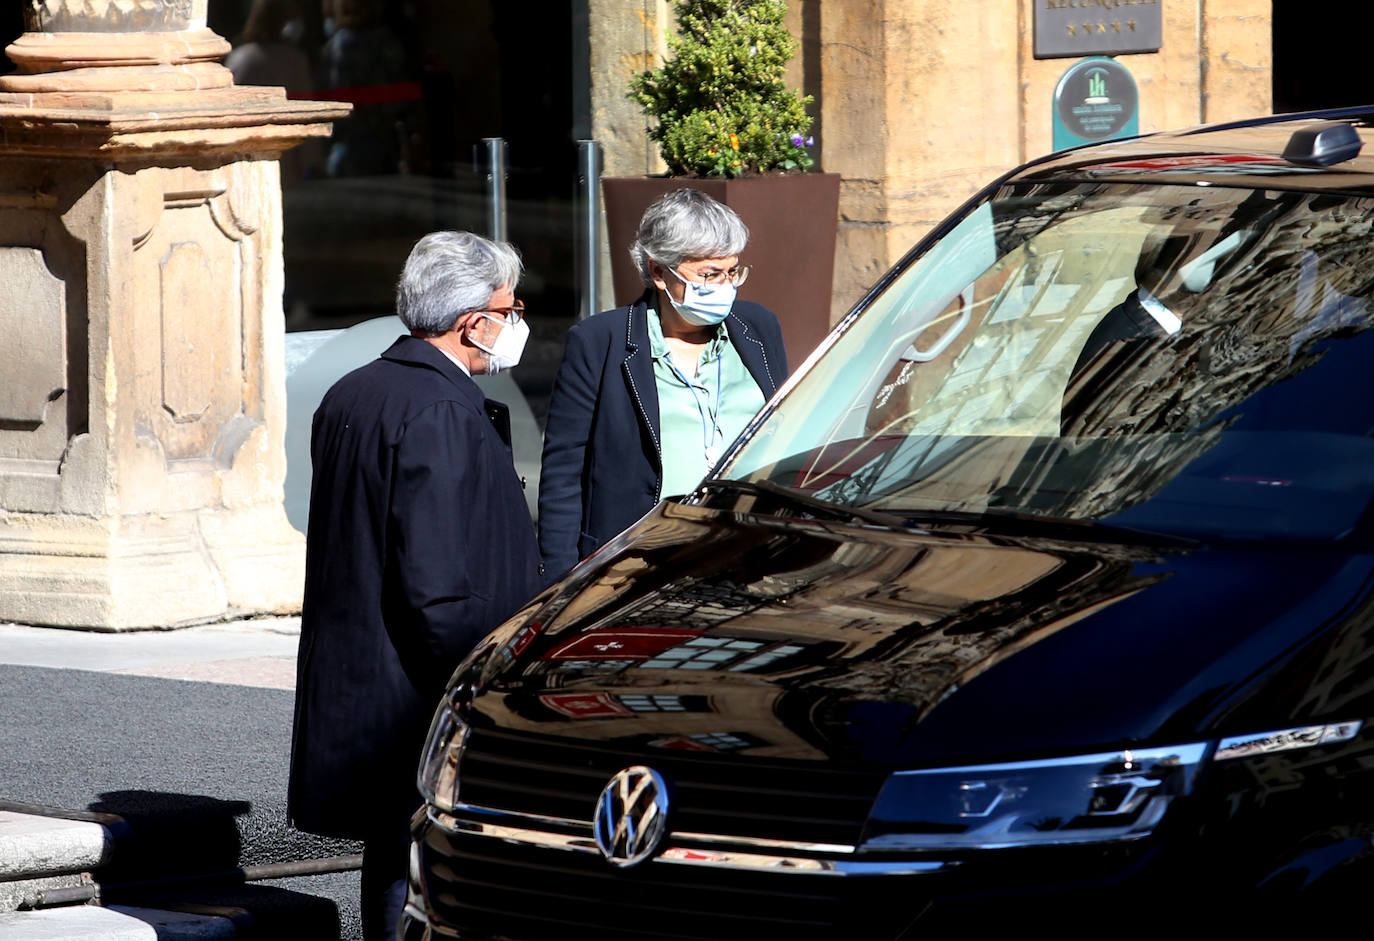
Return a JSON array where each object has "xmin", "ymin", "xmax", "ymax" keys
[
  {"xmin": 0, "ymin": 4, "xmax": 578, "ymax": 426},
  {"xmin": 1272, "ymin": 2, "xmax": 1372, "ymax": 113},
  {"xmin": 213, "ymin": 0, "xmax": 579, "ymax": 422}
]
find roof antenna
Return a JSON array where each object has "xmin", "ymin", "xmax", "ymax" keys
[{"xmin": 1282, "ymin": 122, "xmax": 1362, "ymax": 167}]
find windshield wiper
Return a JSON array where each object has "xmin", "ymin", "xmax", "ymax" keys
[
  {"xmin": 699, "ymin": 479, "xmax": 1198, "ymax": 549},
  {"xmin": 909, "ymin": 505, "xmax": 1201, "ymax": 548},
  {"xmin": 696, "ymin": 478, "xmax": 918, "ymax": 530}
]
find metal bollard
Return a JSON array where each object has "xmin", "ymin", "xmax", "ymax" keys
[
  {"xmin": 575, "ymin": 139, "xmax": 603, "ymax": 321},
  {"xmin": 481, "ymin": 137, "xmax": 508, "ymax": 242}
]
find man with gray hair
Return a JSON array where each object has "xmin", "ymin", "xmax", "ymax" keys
[{"xmin": 289, "ymin": 231, "xmax": 541, "ymax": 940}]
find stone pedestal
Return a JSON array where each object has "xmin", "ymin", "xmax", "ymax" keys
[{"xmin": 0, "ymin": 2, "xmax": 349, "ymax": 629}]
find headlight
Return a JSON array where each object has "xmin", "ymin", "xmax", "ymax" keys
[
  {"xmin": 865, "ymin": 743, "xmax": 1208, "ymax": 850},
  {"xmin": 416, "ymin": 689, "xmax": 470, "ymax": 812}
]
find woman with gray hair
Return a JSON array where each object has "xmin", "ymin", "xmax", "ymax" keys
[{"xmin": 538, "ymin": 188, "xmax": 788, "ymax": 578}]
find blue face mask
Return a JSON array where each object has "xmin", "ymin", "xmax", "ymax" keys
[{"xmin": 661, "ymin": 265, "xmax": 736, "ymax": 327}]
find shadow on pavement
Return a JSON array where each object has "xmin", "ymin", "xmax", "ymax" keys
[{"xmin": 84, "ymin": 790, "xmax": 345, "ymax": 939}]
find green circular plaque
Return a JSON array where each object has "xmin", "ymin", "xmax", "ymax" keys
[{"xmin": 1053, "ymin": 57, "xmax": 1139, "ymax": 151}]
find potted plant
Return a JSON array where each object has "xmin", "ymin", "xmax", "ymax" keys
[{"xmin": 602, "ymin": 0, "xmax": 841, "ymax": 363}]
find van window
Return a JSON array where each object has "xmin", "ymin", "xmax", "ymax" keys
[{"xmin": 718, "ymin": 184, "xmax": 1374, "ymax": 542}]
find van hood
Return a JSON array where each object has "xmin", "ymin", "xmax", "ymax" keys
[{"xmin": 470, "ymin": 499, "xmax": 1374, "ymax": 768}]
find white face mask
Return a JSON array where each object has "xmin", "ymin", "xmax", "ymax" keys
[
  {"xmin": 661, "ymin": 265, "xmax": 736, "ymax": 327},
  {"xmin": 471, "ymin": 314, "xmax": 529, "ymax": 374}
]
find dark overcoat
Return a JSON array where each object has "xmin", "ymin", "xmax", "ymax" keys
[
  {"xmin": 537, "ymin": 295, "xmax": 787, "ymax": 579},
  {"xmin": 289, "ymin": 336, "xmax": 541, "ymax": 839}
]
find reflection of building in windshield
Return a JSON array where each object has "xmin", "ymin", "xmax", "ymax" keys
[
  {"xmin": 1061, "ymin": 191, "xmax": 1373, "ymax": 439},
  {"xmin": 807, "ymin": 186, "xmax": 1374, "ymax": 530},
  {"xmin": 1052, "ymin": 191, "xmax": 1374, "ymax": 524}
]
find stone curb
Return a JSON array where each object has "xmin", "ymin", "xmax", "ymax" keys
[
  {"xmin": 0, "ymin": 811, "xmax": 112, "ymax": 882},
  {"xmin": 0, "ymin": 904, "xmax": 235, "ymax": 940},
  {"xmin": 1, "ymin": 802, "xmax": 348, "ymax": 938}
]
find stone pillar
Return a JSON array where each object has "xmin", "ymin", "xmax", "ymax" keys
[
  {"xmin": 587, "ymin": 0, "xmax": 670, "ymax": 181},
  {"xmin": 0, "ymin": 0, "xmax": 348, "ymax": 630},
  {"xmin": 585, "ymin": 0, "xmax": 672, "ymax": 307}
]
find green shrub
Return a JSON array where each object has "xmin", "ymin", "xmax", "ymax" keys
[{"xmin": 630, "ymin": 0, "xmax": 815, "ymax": 177}]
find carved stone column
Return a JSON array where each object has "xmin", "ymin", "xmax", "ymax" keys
[{"xmin": 0, "ymin": 1, "xmax": 349, "ymax": 629}]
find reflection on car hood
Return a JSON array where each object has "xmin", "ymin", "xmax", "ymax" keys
[{"xmin": 474, "ymin": 500, "xmax": 1374, "ymax": 767}]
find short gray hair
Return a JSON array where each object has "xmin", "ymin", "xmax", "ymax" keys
[
  {"xmin": 396, "ymin": 231, "xmax": 523, "ymax": 336},
  {"xmin": 629, "ymin": 189, "xmax": 750, "ymax": 287}
]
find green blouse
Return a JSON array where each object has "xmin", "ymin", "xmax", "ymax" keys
[{"xmin": 648, "ymin": 307, "xmax": 767, "ymax": 498}]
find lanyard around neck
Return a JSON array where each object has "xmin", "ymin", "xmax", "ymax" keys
[{"xmin": 662, "ymin": 347, "xmax": 725, "ymax": 466}]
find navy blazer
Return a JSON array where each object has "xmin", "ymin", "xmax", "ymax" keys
[
  {"xmin": 538, "ymin": 295, "xmax": 787, "ymax": 579},
  {"xmin": 290, "ymin": 336, "xmax": 541, "ymax": 839}
]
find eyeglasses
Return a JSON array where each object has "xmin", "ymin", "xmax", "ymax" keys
[
  {"xmin": 677, "ymin": 264, "xmax": 752, "ymax": 287},
  {"xmin": 472, "ymin": 300, "xmax": 525, "ymax": 324}
]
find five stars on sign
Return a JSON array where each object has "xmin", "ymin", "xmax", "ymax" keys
[{"xmin": 1067, "ymin": 20, "xmax": 1138, "ymax": 36}]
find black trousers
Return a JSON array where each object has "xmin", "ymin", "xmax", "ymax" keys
[{"xmin": 361, "ymin": 811, "xmax": 414, "ymax": 941}]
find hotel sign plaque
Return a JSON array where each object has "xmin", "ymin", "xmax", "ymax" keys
[{"xmin": 1035, "ymin": 0, "xmax": 1162, "ymax": 59}]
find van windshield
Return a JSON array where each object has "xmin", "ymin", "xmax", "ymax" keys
[{"xmin": 717, "ymin": 182, "xmax": 1374, "ymax": 542}]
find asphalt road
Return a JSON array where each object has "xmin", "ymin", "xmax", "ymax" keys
[{"xmin": 0, "ymin": 621, "xmax": 364, "ymax": 939}]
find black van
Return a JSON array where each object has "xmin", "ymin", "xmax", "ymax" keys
[{"xmin": 403, "ymin": 110, "xmax": 1374, "ymax": 939}]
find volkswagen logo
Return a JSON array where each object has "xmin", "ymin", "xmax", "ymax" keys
[{"xmin": 592, "ymin": 765, "xmax": 669, "ymax": 867}]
